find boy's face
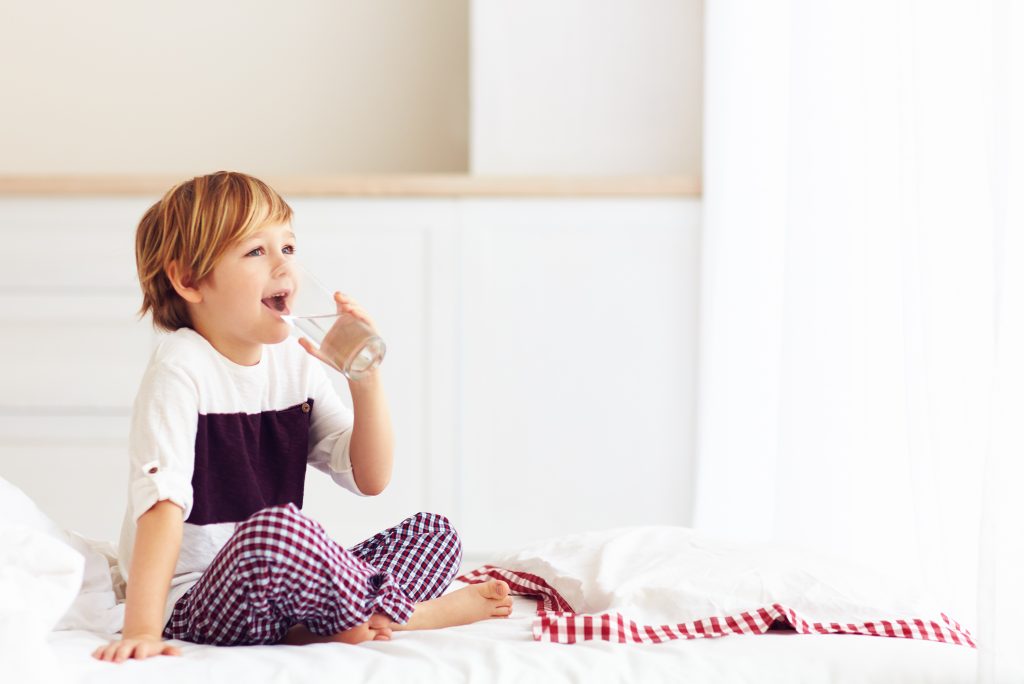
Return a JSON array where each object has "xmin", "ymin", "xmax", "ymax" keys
[{"xmin": 188, "ymin": 220, "xmax": 297, "ymax": 364}]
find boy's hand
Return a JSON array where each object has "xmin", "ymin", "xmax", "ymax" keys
[
  {"xmin": 330, "ymin": 291, "xmax": 378, "ymax": 330},
  {"xmin": 91, "ymin": 634, "xmax": 182, "ymax": 663}
]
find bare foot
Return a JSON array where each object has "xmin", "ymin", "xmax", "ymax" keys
[
  {"xmin": 282, "ymin": 612, "xmax": 394, "ymax": 646},
  {"xmin": 392, "ymin": 579, "xmax": 513, "ymax": 632}
]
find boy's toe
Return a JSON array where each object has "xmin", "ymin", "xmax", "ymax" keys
[
  {"xmin": 483, "ymin": 579, "xmax": 510, "ymax": 600},
  {"xmin": 368, "ymin": 613, "xmax": 394, "ymax": 630}
]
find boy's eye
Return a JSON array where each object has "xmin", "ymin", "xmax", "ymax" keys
[{"xmin": 244, "ymin": 244, "xmax": 294, "ymax": 258}]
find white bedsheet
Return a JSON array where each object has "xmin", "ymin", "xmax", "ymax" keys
[{"xmin": 49, "ymin": 560, "xmax": 977, "ymax": 684}]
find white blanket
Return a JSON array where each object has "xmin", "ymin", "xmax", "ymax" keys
[{"xmin": 462, "ymin": 525, "xmax": 974, "ymax": 646}]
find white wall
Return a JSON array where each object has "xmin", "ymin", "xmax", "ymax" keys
[
  {"xmin": 0, "ymin": 1, "xmax": 468, "ymax": 174},
  {"xmin": 471, "ymin": 0, "xmax": 703, "ymax": 175},
  {"xmin": 0, "ymin": 196, "xmax": 700, "ymax": 560}
]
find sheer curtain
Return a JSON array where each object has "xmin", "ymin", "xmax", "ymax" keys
[{"xmin": 695, "ymin": 1, "xmax": 1023, "ymax": 680}]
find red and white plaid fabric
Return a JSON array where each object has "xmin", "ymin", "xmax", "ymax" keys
[{"xmin": 457, "ymin": 564, "xmax": 975, "ymax": 647}]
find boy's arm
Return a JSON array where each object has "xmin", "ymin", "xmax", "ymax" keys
[
  {"xmin": 121, "ymin": 500, "xmax": 184, "ymax": 639},
  {"xmin": 347, "ymin": 370, "xmax": 394, "ymax": 496},
  {"xmin": 302, "ymin": 292, "xmax": 394, "ymax": 496},
  {"xmin": 93, "ymin": 500, "xmax": 184, "ymax": 661}
]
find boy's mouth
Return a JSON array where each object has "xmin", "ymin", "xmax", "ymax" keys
[{"xmin": 261, "ymin": 290, "xmax": 291, "ymax": 316}]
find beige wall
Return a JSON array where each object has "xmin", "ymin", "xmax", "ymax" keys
[
  {"xmin": 0, "ymin": 0, "xmax": 468, "ymax": 175},
  {"xmin": 0, "ymin": 0, "xmax": 702, "ymax": 176}
]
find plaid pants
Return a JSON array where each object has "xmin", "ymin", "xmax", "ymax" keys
[{"xmin": 161, "ymin": 502, "xmax": 463, "ymax": 646}]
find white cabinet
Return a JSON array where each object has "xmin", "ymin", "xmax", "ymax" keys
[{"xmin": 0, "ymin": 196, "xmax": 700, "ymax": 559}]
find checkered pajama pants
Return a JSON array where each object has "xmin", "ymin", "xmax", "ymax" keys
[{"xmin": 161, "ymin": 502, "xmax": 463, "ymax": 646}]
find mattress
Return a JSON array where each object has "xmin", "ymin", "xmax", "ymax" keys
[{"xmin": 48, "ymin": 559, "xmax": 977, "ymax": 684}]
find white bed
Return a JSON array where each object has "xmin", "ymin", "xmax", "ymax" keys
[
  {"xmin": 49, "ymin": 560, "xmax": 977, "ymax": 684},
  {"xmin": 2, "ymin": 475, "xmax": 977, "ymax": 684}
]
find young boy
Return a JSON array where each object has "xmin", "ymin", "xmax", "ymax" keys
[{"xmin": 92, "ymin": 171, "xmax": 511, "ymax": 663}]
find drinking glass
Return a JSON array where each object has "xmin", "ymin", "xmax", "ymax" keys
[{"xmin": 271, "ymin": 263, "xmax": 386, "ymax": 380}]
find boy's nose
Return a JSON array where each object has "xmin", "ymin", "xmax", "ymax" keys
[{"xmin": 272, "ymin": 259, "xmax": 294, "ymax": 277}]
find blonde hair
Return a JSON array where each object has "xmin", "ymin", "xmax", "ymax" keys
[{"xmin": 135, "ymin": 171, "xmax": 293, "ymax": 332}]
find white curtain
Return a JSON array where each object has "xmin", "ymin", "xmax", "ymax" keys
[{"xmin": 696, "ymin": 1, "xmax": 1023, "ymax": 681}]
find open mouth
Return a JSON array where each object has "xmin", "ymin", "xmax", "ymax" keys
[{"xmin": 261, "ymin": 291, "xmax": 291, "ymax": 316}]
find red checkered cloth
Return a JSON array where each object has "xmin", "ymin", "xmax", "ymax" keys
[{"xmin": 456, "ymin": 565, "xmax": 975, "ymax": 647}]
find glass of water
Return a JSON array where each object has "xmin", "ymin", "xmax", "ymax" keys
[{"xmin": 273, "ymin": 263, "xmax": 386, "ymax": 380}]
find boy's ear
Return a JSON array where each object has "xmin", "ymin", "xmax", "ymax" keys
[{"xmin": 166, "ymin": 260, "xmax": 203, "ymax": 304}]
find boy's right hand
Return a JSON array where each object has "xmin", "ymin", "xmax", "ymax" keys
[{"xmin": 91, "ymin": 634, "xmax": 182, "ymax": 663}]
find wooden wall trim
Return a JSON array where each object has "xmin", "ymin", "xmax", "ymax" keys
[{"xmin": 0, "ymin": 174, "xmax": 701, "ymax": 197}]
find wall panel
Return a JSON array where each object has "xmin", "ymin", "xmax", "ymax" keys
[{"xmin": 0, "ymin": 196, "xmax": 699, "ymax": 561}]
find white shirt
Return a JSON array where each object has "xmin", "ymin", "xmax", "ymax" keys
[{"xmin": 116, "ymin": 327, "xmax": 368, "ymax": 630}]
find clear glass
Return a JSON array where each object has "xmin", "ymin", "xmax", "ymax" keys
[{"xmin": 273, "ymin": 263, "xmax": 386, "ymax": 380}]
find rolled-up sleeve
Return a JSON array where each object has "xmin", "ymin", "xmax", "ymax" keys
[
  {"xmin": 306, "ymin": 360, "xmax": 369, "ymax": 497},
  {"xmin": 128, "ymin": 363, "xmax": 198, "ymax": 523}
]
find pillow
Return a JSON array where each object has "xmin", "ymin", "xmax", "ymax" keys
[
  {"xmin": 0, "ymin": 524, "xmax": 83, "ymax": 683},
  {"xmin": 0, "ymin": 476, "xmax": 124, "ymax": 634},
  {"xmin": 457, "ymin": 526, "xmax": 974, "ymax": 646}
]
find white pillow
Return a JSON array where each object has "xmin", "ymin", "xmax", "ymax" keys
[
  {"xmin": 458, "ymin": 526, "xmax": 974, "ymax": 646},
  {"xmin": 0, "ymin": 477, "xmax": 124, "ymax": 634},
  {"xmin": 0, "ymin": 524, "xmax": 84, "ymax": 683}
]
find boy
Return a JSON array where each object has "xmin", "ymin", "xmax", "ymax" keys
[{"xmin": 92, "ymin": 171, "xmax": 511, "ymax": 663}]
